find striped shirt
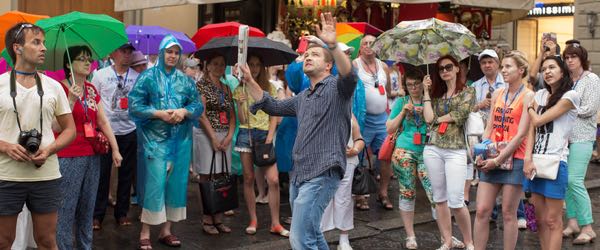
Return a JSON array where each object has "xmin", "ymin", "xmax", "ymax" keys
[{"xmin": 251, "ymin": 73, "xmax": 358, "ymax": 184}]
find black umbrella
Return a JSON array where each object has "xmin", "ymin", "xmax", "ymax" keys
[{"xmin": 195, "ymin": 36, "xmax": 298, "ymax": 66}]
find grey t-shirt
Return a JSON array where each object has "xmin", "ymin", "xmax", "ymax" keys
[{"xmin": 91, "ymin": 66, "xmax": 139, "ymax": 135}]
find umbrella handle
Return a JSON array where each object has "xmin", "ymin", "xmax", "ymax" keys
[{"xmin": 62, "ymin": 31, "xmax": 77, "ymax": 87}]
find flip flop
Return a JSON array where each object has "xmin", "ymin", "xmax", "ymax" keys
[
  {"xmin": 245, "ymin": 221, "xmax": 257, "ymax": 235},
  {"xmin": 158, "ymin": 234, "xmax": 181, "ymax": 247},
  {"xmin": 138, "ymin": 238, "xmax": 153, "ymax": 250},
  {"xmin": 270, "ymin": 224, "xmax": 290, "ymax": 238}
]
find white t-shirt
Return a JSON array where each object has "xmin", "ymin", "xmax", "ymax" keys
[
  {"xmin": 91, "ymin": 66, "xmax": 139, "ymax": 135},
  {"xmin": 0, "ymin": 72, "xmax": 71, "ymax": 181},
  {"xmin": 355, "ymin": 59, "xmax": 388, "ymax": 114},
  {"xmin": 533, "ymin": 89, "xmax": 580, "ymax": 161}
]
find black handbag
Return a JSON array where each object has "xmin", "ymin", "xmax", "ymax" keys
[
  {"xmin": 199, "ymin": 151, "xmax": 238, "ymax": 215},
  {"xmin": 243, "ymin": 85, "xmax": 276, "ymax": 167},
  {"xmin": 352, "ymin": 148, "xmax": 378, "ymax": 195}
]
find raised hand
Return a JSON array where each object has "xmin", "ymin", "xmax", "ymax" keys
[{"xmin": 314, "ymin": 12, "xmax": 337, "ymax": 47}]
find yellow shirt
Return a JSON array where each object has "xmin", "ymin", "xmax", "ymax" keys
[
  {"xmin": 233, "ymin": 84, "xmax": 277, "ymax": 131},
  {"xmin": 0, "ymin": 73, "xmax": 71, "ymax": 181}
]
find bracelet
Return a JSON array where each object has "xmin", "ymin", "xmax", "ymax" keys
[
  {"xmin": 493, "ymin": 158, "xmax": 500, "ymax": 167},
  {"xmin": 423, "ymin": 99, "xmax": 431, "ymax": 102},
  {"xmin": 327, "ymin": 43, "xmax": 337, "ymax": 50},
  {"xmin": 527, "ymin": 106, "xmax": 535, "ymax": 112},
  {"xmin": 353, "ymin": 138, "xmax": 364, "ymax": 143}
]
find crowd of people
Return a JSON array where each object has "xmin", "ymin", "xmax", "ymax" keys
[{"xmin": 0, "ymin": 12, "xmax": 599, "ymax": 250}]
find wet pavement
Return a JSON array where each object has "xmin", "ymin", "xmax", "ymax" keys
[{"xmin": 92, "ymin": 163, "xmax": 600, "ymax": 249}]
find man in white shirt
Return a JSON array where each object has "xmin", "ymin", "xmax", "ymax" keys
[
  {"xmin": 91, "ymin": 43, "xmax": 140, "ymax": 228},
  {"xmin": 0, "ymin": 22, "xmax": 76, "ymax": 250},
  {"xmin": 472, "ymin": 49, "xmax": 506, "ymax": 116}
]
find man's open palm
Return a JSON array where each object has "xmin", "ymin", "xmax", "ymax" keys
[{"xmin": 315, "ymin": 12, "xmax": 337, "ymax": 46}]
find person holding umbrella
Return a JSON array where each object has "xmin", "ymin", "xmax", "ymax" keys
[
  {"xmin": 129, "ymin": 34, "xmax": 203, "ymax": 249},
  {"xmin": 422, "ymin": 55, "xmax": 476, "ymax": 250},
  {"xmin": 55, "ymin": 45, "xmax": 122, "ymax": 250},
  {"xmin": 240, "ymin": 12, "xmax": 357, "ymax": 249},
  {"xmin": 0, "ymin": 22, "xmax": 76, "ymax": 250}
]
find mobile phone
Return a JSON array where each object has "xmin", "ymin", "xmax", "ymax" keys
[
  {"xmin": 542, "ymin": 32, "xmax": 557, "ymax": 51},
  {"xmin": 297, "ymin": 36, "xmax": 309, "ymax": 54}
]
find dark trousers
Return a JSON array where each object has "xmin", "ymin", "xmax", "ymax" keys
[{"xmin": 94, "ymin": 130, "xmax": 137, "ymax": 222}]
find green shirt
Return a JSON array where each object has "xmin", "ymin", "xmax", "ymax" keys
[{"xmin": 389, "ymin": 96, "xmax": 427, "ymax": 153}]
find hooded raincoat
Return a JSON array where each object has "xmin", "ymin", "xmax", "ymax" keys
[{"xmin": 129, "ymin": 35, "xmax": 204, "ymax": 225}]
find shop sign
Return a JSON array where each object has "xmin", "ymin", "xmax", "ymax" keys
[{"xmin": 527, "ymin": 3, "xmax": 575, "ymax": 17}]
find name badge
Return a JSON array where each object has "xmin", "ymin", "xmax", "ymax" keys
[
  {"xmin": 83, "ymin": 122, "xmax": 96, "ymax": 139},
  {"xmin": 438, "ymin": 122, "xmax": 448, "ymax": 135},
  {"xmin": 378, "ymin": 85, "xmax": 385, "ymax": 95},
  {"xmin": 413, "ymin": 132, "xmax": 422, "ymax": 145},
  {"xmin": 119, "ymin": 97, "xmax": 129, "ymax": 109},
  {"xmin": 219, "ymin": 111, "xmax": 229, "ymax": 125}
]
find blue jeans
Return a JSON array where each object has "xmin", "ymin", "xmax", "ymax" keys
[{"xmin": 289, "ymin": 169, "xmax": 341, "ymax": 250}]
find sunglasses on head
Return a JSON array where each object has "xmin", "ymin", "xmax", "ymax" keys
[
  {"xmin": 15, "ymin": 23, "xmax": 33, "ymax": 40},
  {"xmin": 438, "ymin": 63, "xmax": 454, "ymax": 73}
]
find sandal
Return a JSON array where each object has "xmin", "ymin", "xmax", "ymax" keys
[
  {"xmin": 355, "ymin": 196, "xmax": 370, "ymax": 211},
  {"xmin": 158, "ymin": 234, "xmax": 181, "ymax": 247},
  {"xmin": 442, "ymin": 236, "xmax": 465, "ymax": 249},
  {"xmin": 573, "ymin": 231, "xmax": 597, "ymax": 245},
  {"xmin": 377, "ymin": 195, "xmax": 394, "ymax": 210},
  {"xmin": 562, "ymin": 226, "xmax": 581, "ymax": 238},
  {"xmin": 202, "ymin": 223, "xmax": 219, "ymax": 235},
  {"xmin": 118, "ymin": 217, "xmax": 132, "ymax": 226},
  {"xmin": 215, "ymin": 223, "xmax": 231, "ymax": 233},
  {"xmin": 245, "ymin": 220, "xmax": 257, "ymax": 235},
  {"xmin": 270, "ymin": 224, "xmax": 290, "ymax": 238},
  {"xmin": 138, "ymin": 238, "xmax": 153, "ymax": 250},
  {"xmin": 224, "ymin": 210, "xmax": 235, "ymax": 216},
  {"xmin": 405, "ymin": 236, "xmax": 418, "ymax": 250},
  {"xmin": 93, "ymin": 219, "xmax": 102, "ymax": 231}
]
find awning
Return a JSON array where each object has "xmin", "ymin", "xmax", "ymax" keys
[
  {"xmin": 115, "ymin": 0, "xmax": 241, "ymax": 12},
  {"xmin": 372, "ymin": 0, "xmax": 534, "ymax": 25},
  {"xmin": 372, "ymin": 0, "xmax": 533, "ymax": 10}
]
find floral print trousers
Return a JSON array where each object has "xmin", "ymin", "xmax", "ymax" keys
[{"xmin": 391, "ymin": 147, "xmax": 434, "ymax": 211}]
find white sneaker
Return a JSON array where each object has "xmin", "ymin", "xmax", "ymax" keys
[
  {"xmin": 518, "ymin": 218, "xmax": 527, "ymax": 229},
  {"xmin": 337, "ymin": 242, "xmax": 353, "ymax": 250}
]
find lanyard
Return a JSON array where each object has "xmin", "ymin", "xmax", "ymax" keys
[
  {"xmin": 409, "ymin": 96, "xmax": 422, "ymax": 127},
  {"xmin": 443, "ymin": 92, "xmax": 454, "ymax": 114},
  {"xmin": 572, "ymin": 71, "xmax": 586, "ymax": 90},
  {"xmin": 67, "ymin": 78, "xmax": 89, "ymax": 120},
  {"xmin": 112, "ymin": 67, "xmax": 129, "ymax": 89},
  {"xmin": 500, "ymin": 85, "xmax": 524, "ymax": 128}
]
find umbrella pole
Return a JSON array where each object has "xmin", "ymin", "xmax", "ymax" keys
[{"xmin": 62, "ymin": 32, "xmax": 77, "ymax": 86}]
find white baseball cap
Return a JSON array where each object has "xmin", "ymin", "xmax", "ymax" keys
[
  {"xmin": 478, "ymin": 49, "xmax": 499, "ymax": 61},
  {"xmin": 338, "ymin": 42, "xmax": 355, "ymax": 53}
]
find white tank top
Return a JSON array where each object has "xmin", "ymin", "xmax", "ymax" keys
[{"xmin": 355, "ymin": 58, "xmax": 388, "ymax": 114}]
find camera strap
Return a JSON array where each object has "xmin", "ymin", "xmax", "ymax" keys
[{"xmin": 10, "ymin": 70, "xmax": 44, "ymax": 133}]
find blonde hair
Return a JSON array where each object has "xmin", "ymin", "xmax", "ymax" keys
[{"xmin": 502, "ymin": 50, "xmax": 529, "ymax": 78}]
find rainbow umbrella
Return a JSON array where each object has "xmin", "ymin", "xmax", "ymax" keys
[{"xmin": 336, "ymin": 22, "xmax": 383, "ymax": 59}]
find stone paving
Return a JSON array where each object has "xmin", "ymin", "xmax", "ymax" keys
[{"xmin": 92, "ymin": 163, "xmax": 600, "ymax": 249}]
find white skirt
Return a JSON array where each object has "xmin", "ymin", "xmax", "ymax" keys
[
  {"xmin": 320, "ymin": 160, "xmax": 358, "ymax": 232},
  {"xmin": 192, "ymin": 127, "xmax": 232, "ymax": 175}
]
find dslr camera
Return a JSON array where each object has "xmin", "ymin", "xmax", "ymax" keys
[{"xmin": 18, "ymin": 128, "xmax": 42, "ymax": 154}]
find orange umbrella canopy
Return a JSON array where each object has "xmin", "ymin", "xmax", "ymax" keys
[{"xmin": 0, "ymin": 11, "xmax": 49, "ymax": 51}]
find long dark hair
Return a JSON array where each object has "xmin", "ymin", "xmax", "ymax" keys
[
  {"xmin": 542, "ymin": 56, "xmax": 572, "ymax": 110},
  {"xmin": 430, "ymin": 55, "xmax": 466, "ymax": 99}
]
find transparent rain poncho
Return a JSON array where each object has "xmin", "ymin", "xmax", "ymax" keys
[{"xmin": 129, "ymin": 34, "xmax": 204, "ymax": 215}]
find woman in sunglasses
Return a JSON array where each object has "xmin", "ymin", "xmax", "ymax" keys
[
  {"xmin": 472, "ymin": 51, "xmax": 534, "ymax": 250},
  {"xmin": 423, "ymin": 55, "xmax": 476, "ymax": 250},
  {"xmin": 55, "ymin": 45, "xmax": 122, "ymax": 250}
]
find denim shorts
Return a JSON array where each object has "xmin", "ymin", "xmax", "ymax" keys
[
  {"xmin": 479, "ymin": 158, "xmax": 525, "ymax": 185},
  {"xmin": 0, "ymin": 178, "xmax": 62, "ymax": 215},
  {"xmin": 235, "ymin": 128, "xmax": 268, "ymax": 153},
  {"xmin": 524, "ymin": 161, "xmax": 568, "ymax": 200}
]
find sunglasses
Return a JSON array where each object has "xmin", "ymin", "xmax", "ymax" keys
[
  {"xmin": 438, "ymin": 63, "xmax": 454, "ymax": 73},
  {"xmin": 15, "ymin": 23, "xmax": 34, "ymax": 40}
]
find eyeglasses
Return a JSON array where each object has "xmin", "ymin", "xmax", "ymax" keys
[
  {"xmin": 564, "ymin": 55, "xmax": 578, "ymax": 60},
  {"xmin": 74, "ymin": 56, "xmax": 93, "ymax": 63},
  {"xmin": 14, "ymin": 23, "xmax": 33, "ymax": 40},
  {"xmin": 438, "ymin": 63, "xmax": 454, "ymax": 73},
  {"xmin": 405, "ymin": 81, "xmax": 422, "ymax": 89}
]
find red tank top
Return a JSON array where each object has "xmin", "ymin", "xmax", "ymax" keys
[{"xmin": 491, "ymin": 87, "xmax": 528, "ymax": 159}]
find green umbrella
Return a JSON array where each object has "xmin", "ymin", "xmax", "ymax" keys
[{"xmin": 3, "ymin": 11, "xmax": 127, "ymax": 71}]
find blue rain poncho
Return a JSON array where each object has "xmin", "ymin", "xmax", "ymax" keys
[{"xmin": 129, "ymin": 35, "xmax": 203, "ymax": 221}]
